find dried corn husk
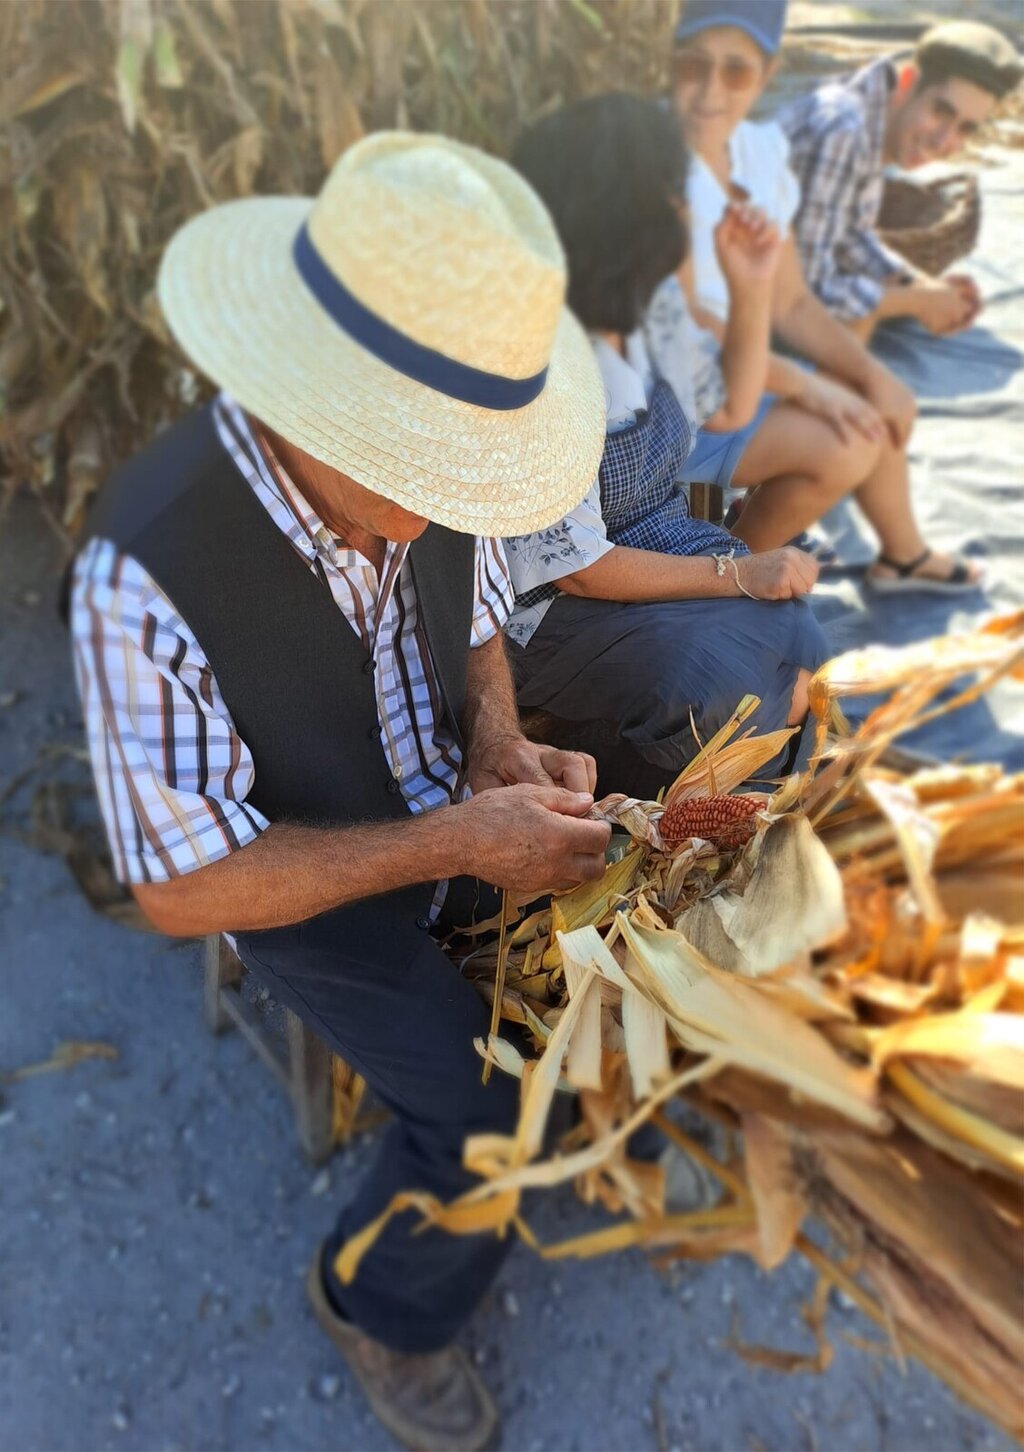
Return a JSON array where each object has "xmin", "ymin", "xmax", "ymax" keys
[{"xmin": 339, "ymin": 614, "xmax": 1024, "ymax": 1440}]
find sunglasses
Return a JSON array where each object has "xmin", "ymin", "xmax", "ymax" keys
[{"xmin": 673, "ymin": 49, "xmax": 760, "ymax": 92}]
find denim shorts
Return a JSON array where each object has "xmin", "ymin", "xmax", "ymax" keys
[{"xmin": 683, "ymin": 390, "xmax": 778, "ymax": 488}]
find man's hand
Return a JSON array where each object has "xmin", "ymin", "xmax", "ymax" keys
[
  {"xmin": 910, "ymin": 277, "xmax": 974, "ymax": 336},
  {"xmin": 945, "ymin": 273, "xmax": 983, "ymax": 327},
  {"xmin": 455, "ymin": 784, "xmax": 611, "ymax": 893},
  {"xmin": 468, "ymin": 733, "xmax": 597, "ymax": 795},
  {"xmin": 714, "ymin": 203, "xmax": 782, "ymax": 289},
  {"xmin": 735, "ymin": 548, "xmax": 819, "ymax": 601},
  {"xmin": 861, "ymin": 361, "xmax": 917, "ymax": 449},
  {"xmin": 795, "ymin": 372, "xmax": 886, "ymax": 445}
]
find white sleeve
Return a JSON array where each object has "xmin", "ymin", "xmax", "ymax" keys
[
  {"xmin": 644, "ymin": 276, "xmax": 725, "ymax": 435},
  {"xmin": 502, "ymin": 478, "xmax": 614, "ymax": 596},
  {"xmin": 763, "ymin": 121, "xmax": 802, "ymax": 233}
]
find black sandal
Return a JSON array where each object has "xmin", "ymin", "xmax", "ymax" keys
[{"xmin": 867, "ymin": 549, "xmax": 980, "ymax": 595}]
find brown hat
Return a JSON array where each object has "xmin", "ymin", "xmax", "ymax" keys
[{"xmin": 915, "ymin": 21, "xmax": 1023, "ymax": 100}]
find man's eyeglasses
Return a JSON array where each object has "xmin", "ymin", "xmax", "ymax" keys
[{"xmin": 673, "ymin": 49, "xmax": 760, "ymax": 92}]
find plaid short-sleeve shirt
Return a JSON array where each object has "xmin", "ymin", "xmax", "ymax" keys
[
  {"xmin": 71, "ymin": 395, "xmax": 513, "ymax": 885},
  {"xmin": 780, "ymin": 59, "xmax": 911, "ymax": 320}
]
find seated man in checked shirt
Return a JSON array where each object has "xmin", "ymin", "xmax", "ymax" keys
[
  {"xmin": 70, "ymin": 133, "xmax": 611, "ymax": 1452},
  {"xmin": 779, "ymin": 20, "xmax": 1022, "ymax": 342}
]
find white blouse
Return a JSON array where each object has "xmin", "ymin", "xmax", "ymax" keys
[
  {"xmin": 688, "ymin": 119, "xmax": 801, "ymax": 322},
  {"xmin": 503, "ymin": 283, "xmax": 724, "ymax": 647}
]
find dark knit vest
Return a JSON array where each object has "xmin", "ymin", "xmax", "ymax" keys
[{"xmin": 79, "ymin": 404, "xmax": 477, "ymax": 946}]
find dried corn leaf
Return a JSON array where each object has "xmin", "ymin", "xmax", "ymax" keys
[
  {"xmin": 863, "ymin": 777, "xmax": 944, "ymax": 932},
  {"xmin": 808, "ymin": 614, "xmax": 1024, "ymax": 720},
  {"xmin": 621, "ymin": 987, "xmax": 670, "ymax": 1100},
  {"xmin": 473, "ymin": 1034, "xmax": 572, "ymax": 1092},
  {"xmin": 741, "ymin": 1113, "xmax": 807, "ymax": 1270},
  {"xmin": 914, "ymin": 1058, "xmax": 1024, "ymax": 1135},
  {"xmin": 543, "ymin": 847, "xmax": 642, "ymax": 968},
  {"xmin": 884, "ymin": 1065, "xmax": 1024, "ymax": 1180},
  {"xmin": 564, "ymin": 957, "xmax": 603, "ymax": 1092},
  {"xmin": 810, "ymin": 1131, "xmax": 1024, "ymax": 1377},
  {"xmin": 688, "ymin": 817, "xmax": 847, "ymax": 977},
  {"xmin": 617, "ymin": 916, "xmax": 887, "ymax": 1130},
  {"xmin": 872, "ymin": 1010, "xmax": 1024, "ymax": 1090},
  {"xmin": 558, "ymin": 924, "xmax": 667, "ymax": 1099}
]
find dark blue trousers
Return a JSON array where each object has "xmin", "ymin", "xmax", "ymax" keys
[{"xmin": 235, "ymin": 883, "xmax": 519, "ymax": 1354}]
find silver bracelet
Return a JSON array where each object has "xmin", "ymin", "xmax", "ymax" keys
[{"xmin": 713, "ymin": 547, "xmax": 759, "ymax": 601}]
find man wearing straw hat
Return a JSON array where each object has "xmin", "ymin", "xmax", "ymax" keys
[{"xmin": 70, "ymin": 132, "xmax": 612, "ymax": 1451}]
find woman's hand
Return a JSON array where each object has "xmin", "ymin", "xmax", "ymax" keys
[
  {"xmin": 909, "ymin": 277, "xmax": 975, "ymax": 335},
  {"xmin": 861, "ymin": 361, "xmax": 917, "ymax": 449},
  {"xmin": 714, "ymin": 203, "xmax": 782, "ymax": 290},
  {"xmin": 794, "ymin": 371, "xmax": 886, "ymax": 445},
  {"xmin": 946, "ymin": 272, "xmax": 983, "ymax": 326},
  {"xmin": 735, "ymin": 547, "xmax": 819, "ymax": 600}
]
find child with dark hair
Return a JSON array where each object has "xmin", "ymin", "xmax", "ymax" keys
[{"xmin": 503, "ymin": 93, "xmax": 827, "ymax": 794}]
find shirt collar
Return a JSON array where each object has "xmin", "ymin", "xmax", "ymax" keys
[
  {"xmin": 213, "ymin": 394, "xmax": 410, "ymax": 580},
  {"xmin": 848, "ymin": 58, "xmax": 897, "ymax": 163},
  {"xmin": 214, "ymin": 393, "xmax": 345, "ymax": 569}
]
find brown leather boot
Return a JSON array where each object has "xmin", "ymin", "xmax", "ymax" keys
[{"xmin": 306, "ymin": 1246, "xmax": 500, "ymax": 1452}]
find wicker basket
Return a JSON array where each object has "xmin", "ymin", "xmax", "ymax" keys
[{"xmin": 877, "ymin": 171, "xmax": 981, "ymax": 276}]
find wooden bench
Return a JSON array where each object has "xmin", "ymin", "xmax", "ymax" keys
[
  {"xmin": 689, "ymin": 481, "xmax": 724, "ymax": 525},
  {"xmin": 203, "ymin": 935, "xmax": 338, "ymax": 1163}
]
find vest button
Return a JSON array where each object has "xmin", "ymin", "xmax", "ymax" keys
[
  {"xmin": 415, "ymin": 916, "xmax": 431, "ymax": 931},
  {"xmin": 362, "ymin": 657, "xmax": 375, "ymax": 675},
  {"xmin": 386, "ymin": 777, "xmax": 401, "ymax": 794},
  {"xmin": 367, "ymin": 725, "xmax": 379, "ymax": 741}
]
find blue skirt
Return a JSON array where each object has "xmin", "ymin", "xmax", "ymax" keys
[{"xmin": 512, "ymin": 581, "xmax": 828, "ymax": 782}]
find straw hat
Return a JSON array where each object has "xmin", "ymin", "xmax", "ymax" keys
[{"xmin": 158, "ymin": 131, "xmax": 606, "ymax": 536}]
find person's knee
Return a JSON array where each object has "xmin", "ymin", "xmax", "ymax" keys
[
  {"xmin": 622, "ymin": 627, "xmax": 735, "ymax": 742},
  {"xmin": 814, "ymin": 431, "xmax": 882, "ymax": 495},
  {"xmin": 787, "ymin": 667, "xmax": 812, "ymax": 726}
]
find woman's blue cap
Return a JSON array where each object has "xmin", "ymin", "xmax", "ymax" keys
[{"xmin": 674, "ymin": 0, "xmax": 788, "ymax": 56}]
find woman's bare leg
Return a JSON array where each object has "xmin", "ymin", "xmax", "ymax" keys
[
  {"xmin": 728, "ymin": 403, "xmax": 981, "ymax": 584},
  {"xmin": 787, "ymin": 667, "xmax": 811, "ymax": 726},
  {"xmin": 856, "ymin": 438, "xmax": 983, "ymax": 584},
  {"xmin": 728, "ymin": 404, "xmax": 880, "ymax": 551}
]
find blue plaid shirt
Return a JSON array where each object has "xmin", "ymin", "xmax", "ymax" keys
[
  {"xmin": 506, "ymin": 381, "xmax": 743, "ymax": 641},
  {"xmin": 780, "ymin": 59, "xmax": 911, "ymax": 320}
]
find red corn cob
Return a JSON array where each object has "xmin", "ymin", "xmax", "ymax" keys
[{"xmin": 659, "ymin": 793, "xmax": 764, "ymax": 848}]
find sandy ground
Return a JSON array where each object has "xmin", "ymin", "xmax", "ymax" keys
[{"xmin": 2, "ymin": 102, "xmax": 1023, "ymax": 1452}]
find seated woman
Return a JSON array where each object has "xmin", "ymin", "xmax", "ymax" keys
[
  {"xmin": 504, "ymin": 93, "xmax": 828, "ymax": 797},
  {"xmin": 672, "ymin": 0, "xmax": 981, "ymax": 592}
]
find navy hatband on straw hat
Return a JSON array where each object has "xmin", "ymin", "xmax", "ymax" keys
[
  {"xmin": 674, "ymin": 0, "xmax": 788, "ymax": 57},
  {"xmin": 293, "ymin": 223, "xmax": 548, "ymax": 411}
]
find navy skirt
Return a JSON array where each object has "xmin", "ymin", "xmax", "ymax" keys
[{"xmin": 511, "ymin": 584, "xmax": 828, "ymax": 790}]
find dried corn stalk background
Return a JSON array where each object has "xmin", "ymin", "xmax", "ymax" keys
[
  {"xmin": 336, "ymin": 614, "xmax": 1024, "ymax": 1442},
  {"xmin": 0, "ymin": 0, "xmax": 676, "ymax": 534}
]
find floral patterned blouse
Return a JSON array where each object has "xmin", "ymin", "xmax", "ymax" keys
[{"xmin": 503, "ymin": 277, "xmax": 725, "ymax": 646}]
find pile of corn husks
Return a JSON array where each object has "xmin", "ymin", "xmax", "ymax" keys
[{"xmin": 337, "ymin": 613, "xmax": 1024, "ymax": 1440}]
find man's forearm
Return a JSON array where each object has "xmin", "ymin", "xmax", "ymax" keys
[
  {"xmin": 775, "ymin": 290, "xmax": 876, "ymax": 392},
  {"xmin": 764, "ymin": 350, "xmax": 812, "ymax": 399},
  {"xmin": 132, "ymin": 813, "xmax": 461, "ymax": 938},
  {"xmin": 462, "ymin": 631, "xmax": 522, "ymax": 755}
]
